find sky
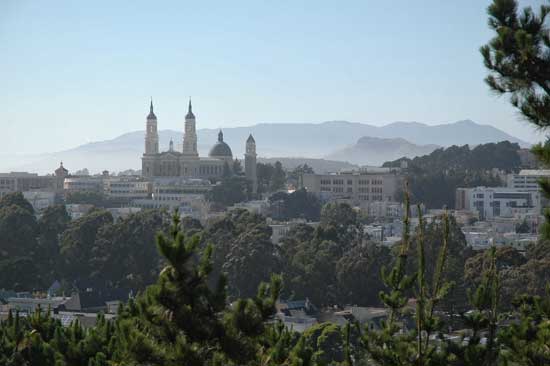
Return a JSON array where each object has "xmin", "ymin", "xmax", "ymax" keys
[{"xmin": 1, "ymin": 0, "xmax": 548, "ymax": 155}]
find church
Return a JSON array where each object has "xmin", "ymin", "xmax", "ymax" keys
[{"xmin": 141, "ymin": 99, "xmax": 257, "ymax": 191}]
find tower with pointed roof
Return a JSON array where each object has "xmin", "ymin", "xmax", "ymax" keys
[
  {"xmin": 245, "ymin": 134, "xmax": 258, "ymax": 195},
  {"xmin": 182, "ymin": 98, "xmax": 198, "ymax": 157},
  {"xmin": 145, "ymin": 99, "xmax": 159, "ymax": 155}
]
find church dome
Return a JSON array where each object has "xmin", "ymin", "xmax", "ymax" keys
[
  {"xmin": 209, "ymin": 130, "xmax": 233, "ymax": 157},
  {"xmin": 55, "ymin": 162, "xmax": 68, "ymax": 176}
]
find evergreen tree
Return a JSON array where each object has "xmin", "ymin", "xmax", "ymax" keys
[
  {"xmin": 481, "ymin": 0, "xmax": 550, "ymax": 238},
  {"xmin": 114, "ymin": 211, "xmax": 282, "ymax": 365}
]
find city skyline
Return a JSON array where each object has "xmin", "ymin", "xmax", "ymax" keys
[{"xmin": 1, "ymin": 0, "xmax": 547, "ymax": 155}]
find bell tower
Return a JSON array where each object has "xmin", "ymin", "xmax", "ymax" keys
[
  {"xmin": 145, "ymin": 99, "xmax": 159, "ymax": 155},
  {"xmin": 245, "ymin": 134, "xmax": 258, "ymax": 195},
  {"xmin": 182, "ymin": 98, "xmax": 198, "ymax": 157}
]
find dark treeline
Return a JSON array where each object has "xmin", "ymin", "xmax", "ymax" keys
[{"xmin": 384, "ymin": 141, "xmax": 522, "ymax": 208}]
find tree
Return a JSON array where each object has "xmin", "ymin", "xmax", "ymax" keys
[
  {"xmin": 287, "ymin": 164, "xmax": 314, "ymax": 188},
  {"xmin": 481, "ymin": 0, "xmax": 550, "ymax": 239},
  {"xmin": 481, "ymin": 0, "xmax": 550, "ymax": 128},
  {"xmin": 336, "ymin": 243, "xmax": 391, "ymax": 306},
  {"xmin": 270, "ymin": 161, "xmax": 286, "ymax": 192},
  {"xmin": 269, "ymin": 188, "xmax": 321, "ymax": 221},
  {"xmin": 233, "ymin": 158, "xmax": 243, "ymax": 175},
  {"xmin": 59, "ymin": 209, "xmax": 113, "ymax": 287},
  {"xmin": 0, "ymin": 205, "xmax": 38, "ymax": 259},
  {"xmin": 113, "ymin": 212, "xmax": 282, "ymax": 365},
  {"xmin": 36, "ymin": 205, "xmax": 71, "ymax": 284},
  {"xmin": 65, "ymin": 191, "xmax": 110, "ymax": 207},
  {"xmin": 0, "ymin": 192, "xmax": 34, "ymax": 213},
  {"xmin": 202, "ymin": 209, "xmax": 281, "ymax": 299},
  {"xmin": 516, "ymin": 218, "xmax": 531, "ymax": 233},
  {"xmin": 91, "ymin": 209, "xmax": 167, "ymax": 290},
  {"xmin": 257, "ymin": 162, "xmax": 275, "ymax": 194},
  {"xmin": 208, "ymin": 176, "xmax": 249, "ymax": 208}
]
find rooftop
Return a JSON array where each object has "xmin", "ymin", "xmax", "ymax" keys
[{"xmin": 518, "ymin": 169, "xmax": 550, "ymax": 176}]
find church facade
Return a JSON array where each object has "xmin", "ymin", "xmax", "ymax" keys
[{"xmin": 141, "ymin": 100, "xmax": 257, "ymax": 191}]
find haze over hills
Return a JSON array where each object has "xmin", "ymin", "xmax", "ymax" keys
[
  {"xmin": 1, "ymin": 120, "xmax": 530, "ymax": 174},
  {"xmin": 325, "ymin": 136, "xmax": 440, "ymax": 166}
]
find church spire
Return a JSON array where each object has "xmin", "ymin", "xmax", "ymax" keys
[
  {"xmin": 147, "ymin": 97, "xmax": 157, "ymax": 120},
  {"xmin": 186, "ymin": 97, "xmax": 195, "ymax": 119},
  {"xmin": 218, "ymin": 129, "xmax": 223, "ymax": 142}
]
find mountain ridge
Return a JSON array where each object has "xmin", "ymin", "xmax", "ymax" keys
[{"xmin": 0, "ymin": 120, "xmax": 530, "ymax": 174}]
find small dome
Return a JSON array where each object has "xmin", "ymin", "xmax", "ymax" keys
[
  {"xmin": 55, "ymin": 162, "xmax": 68, "ymax": 176},
  {"xmin": 209, "ymin": 130, "xmax": 233, "ymax": 157}
]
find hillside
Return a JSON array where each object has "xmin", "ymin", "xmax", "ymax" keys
[
  {"xmin": 1, "ymin": 120, "xmax": 529, "ymax": 174},
  {"xmin": 325, "ymin": 136, "xmax": 439, "ymax": 166}
]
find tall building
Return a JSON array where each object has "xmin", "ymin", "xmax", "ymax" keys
[
  {"xmin": 182, "ymin": 99, "xmax": 198, "ymax": 157},
  {"xmin": 145, "ymin": 99, "xmax": 159, "ymax": 155},
  {"xmin": 141, "ymin": 99, "xmax": 258, "ymax": 184},
  {"xmin": 245, "ymin": 134, "xmax": 258, "ymax": 195}
]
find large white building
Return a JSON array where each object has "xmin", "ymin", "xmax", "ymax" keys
[
  {"xmin": 455, "ymin": 186, "xmax": 540, "ymax": 220},
  {"xmin": 301, "ymin": 167, "xmax": 402, "ymax": 208}
]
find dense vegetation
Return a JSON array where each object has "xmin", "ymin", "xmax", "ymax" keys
[
  {"xmin": 384, "ymin": 141, "xmax": 522, "ymax": 208},
  {"xmin": 2, "ymin": 0, "xmax": 550, "ymax": 364},
  {"xmin": 2, "ymin": 194, "xmax": 550, "ymax": 365}
]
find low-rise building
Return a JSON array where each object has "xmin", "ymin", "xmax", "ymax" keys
[
  {"xmin": 455, "ymin": 186, "xmax": 540, "ymax": 220},
  {"xmin": 507, "ymin": 169, "xmax": 550, "ymax": 192},
  {"xmin": 64, "ymin": 176, "xmax": 104, "ymax": 193},
  {"xmin": 269, "ymin": 219, "xmax": 319, "ymax": 244},
  {"xmin": 103, "ymin": 176, "xmax": 151, "ymax": 201},
  {"xmin": 301, "ymin": 167, "xmax": 402, "ymax": 207}
]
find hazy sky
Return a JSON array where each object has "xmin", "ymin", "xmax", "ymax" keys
[{"xmin": 1, "ymin": 0, "xmax": 548, "ymax": 154}]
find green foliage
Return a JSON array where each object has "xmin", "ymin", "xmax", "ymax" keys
[
  {"xmin": 208, "ymin": 176, "xmax": 249, "ymax": 208},
  {"xmin": 287, "ymin": 164, "xmax": 314, "ymax": 188},
  {"xmin": 280, "ymin": 202, "xmax": 385, "ymax": 306},
  {"xmin": 384, "ymin": 142, "xmax": 520, "ymax": 208},
  {"xmin": 0, "ymin": 192, "xmax": 35, "ymax": 213},
  {"xmin": 269, "ymin": 188, "xmax": 321, "ymax": 221},
  {"xmin": 59, "ymin": 209, "xmax": 114, "ymax": 285},
  {"xmin": 91, "ymin": 209, "xmax": 167, "ymax": 290},
  {"xmin": 0, "ymin": 196, "xmax": 40, "ymax": 290},
  {"xmin": 257, "ymin": 161, "xmax": 287, "ymax": 194},
  {"xmin": 481, "ymin": 0, "xmax": 550, "ymax": 128},
  {"xmin": 114, "ymin": 211, "xmax": 282, "ymax": 365},
  {"xmin": 37, "ymin": 205, "xmax": 71, "ymax": 284},
  {"xmin": 65, "ymin": 191, "xmax": 111, "ymax": 207},
  {"xmin": 202, "ymin": 209, "xmax": 281, "ymax": 298}
]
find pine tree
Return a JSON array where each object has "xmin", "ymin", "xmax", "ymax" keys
[{"xmin": 113, "ymin": 211, "xmax": 282, "ymax": 366}]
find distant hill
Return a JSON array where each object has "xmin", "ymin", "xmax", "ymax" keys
[
  {"xmin": 0, "ymin": 119, "xmax": 530, "ymax": 174},
  {"xmin": 325, "ymin": 136, "xmax": 439, "ymax": 166},
  {"xmin": 258, "ymin": 157, "xmax": 358, "ymax": 173}
]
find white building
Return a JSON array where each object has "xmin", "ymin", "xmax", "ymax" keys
[
  {"xmin": 103, "ymin": 177, "xmax": 151, "ymax": 201},
  {"xmin": 269, "ymin": 219, "xmax": 319, "ymax": 245},
  {"xmin": 64, "ymin": 176, "xmax": 104, "ymax": 192},
  {"xmin": 301, "ymin": 167, "xmax": 402, "ymax": 207},
  {"xmin": 455, "ymin": 186, "xmax": 540, "ymax": 221},
  {"xmin": 507, "ymin": 169, "xmax": 550, "ymax": 192}
]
